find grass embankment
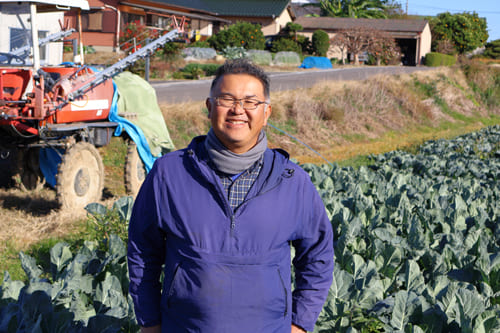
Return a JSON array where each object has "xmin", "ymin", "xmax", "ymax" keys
[{"xmin": 1, "ymin": 60, "xmax": 499, "ymax": 282}]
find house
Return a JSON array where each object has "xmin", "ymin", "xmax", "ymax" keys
[
  {"xmin": 63, "ymin": 0, "xmax": 293, "ymax": 52},
  {"xmin": 0, "ymin": 2, "xmax": 78, "ymax": 65},
  {"xmin": 294, "ymin": 16, "xmax": 432, "ymax": 65}
]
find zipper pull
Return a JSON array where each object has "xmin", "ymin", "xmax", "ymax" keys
[{"xmin": 230, "ymin": 215, "xmax": 235, "ymax": 229}]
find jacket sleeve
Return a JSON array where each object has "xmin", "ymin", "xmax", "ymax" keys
[
  {"xmin": 291, "ymin": 176, "xmax": 334, "ymax": 332},
  {"xmin": 127, "ymin": 163, "xmax": 166, "ymax": 327}
]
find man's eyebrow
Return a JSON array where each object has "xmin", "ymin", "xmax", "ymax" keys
[{"xmin": 218, "ymin": 93, "xmax": 259, "ymax": 99}]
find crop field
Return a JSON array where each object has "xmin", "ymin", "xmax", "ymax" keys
[{"xmin": 0, "ymin": 125, "xmax": 498, "ymax": 332}]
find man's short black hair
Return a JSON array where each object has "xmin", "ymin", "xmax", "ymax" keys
[{"xmin": 210, "ymin": 59, "xmax": 270, "ymax": 100}]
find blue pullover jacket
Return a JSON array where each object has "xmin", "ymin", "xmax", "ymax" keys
[{"xmin": 127, "ymin": 136, "xmax": 334, "ymax": 332}]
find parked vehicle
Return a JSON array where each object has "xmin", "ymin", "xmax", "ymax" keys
[{"xmin": 0, "ymin": 0, "xmax": 184, "ymax": 209}]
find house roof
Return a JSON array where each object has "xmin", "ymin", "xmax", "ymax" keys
[
  {"xmin": 289, "ymin": 3, "xmax": 321, "ymax": 18},
  {"xmin": 295, "ymin": 16, "xmax": 428, "ymax": 33},
  {"xmin": 145, "ymin": 0, "xmax": 290, "ymax": 17}
]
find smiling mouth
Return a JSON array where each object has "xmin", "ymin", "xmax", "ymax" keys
[{"xmin": 227, "ymin": 120, "xmax": 247, "ymax": 125}]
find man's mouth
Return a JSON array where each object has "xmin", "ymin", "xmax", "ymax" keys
[{"xmin": 227, "ymin": 119, "xmax": 247, "ymax": 125}]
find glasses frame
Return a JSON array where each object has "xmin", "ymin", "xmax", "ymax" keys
[{"xmin": 214, "ymin": 96, "xmax": 268, "ymax": 111}]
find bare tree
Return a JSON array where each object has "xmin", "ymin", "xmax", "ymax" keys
[
  {"xmin": 334, "ymin": 27, "xmax": 372, "ymax": 65},
  {"xmin": 331, "ymin": 27, "xmax": 400, "ymax": 65},
  {"xmin": 330, "ymin": 33, "xmax": 348, "ymax": 64}
]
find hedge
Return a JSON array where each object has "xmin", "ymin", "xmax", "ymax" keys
[{"xmin": 424, "ymin": 52, "xmax": 457, "ymax": 67}]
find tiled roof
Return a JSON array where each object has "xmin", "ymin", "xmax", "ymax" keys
[
  {"xmin": 147, "ymin": 0, "xmax": 290, "ymax": 17},
  {"xmin": 295, "ymin": 16, "xmax": 428, "ymax": 33}
]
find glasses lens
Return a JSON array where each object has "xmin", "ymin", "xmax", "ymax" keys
[{"xmin": 216, "ymin": 97, "xmax": 263, "ymax": 110}]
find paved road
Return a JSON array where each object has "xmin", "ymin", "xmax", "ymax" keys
[{"xmin": 152, "ymin": 66, "xmax": 434, "ymax": 104}]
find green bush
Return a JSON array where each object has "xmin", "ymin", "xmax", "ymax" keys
[
  {"xmin": 208, "ymin": 21, "xmax": 265, "ymax": 51},
  {"xmin": 187, "ymin": 40, "xmax": 211, "ymax": 48},
  {"xmin": 182, "ymin": 63, "xmax": 221, "ymax": 78},
  {"xmin": 271, "ymin": 38, "xmax": 302, "ymax": 54},
  {"xmin": 246, "ymin": 50, "xmax": 273, "ymax": 65},
  {"xmin": 483, "ymin": 39, "xmax": 500, "ymax": 59},
  {"xmin": 312, "ymin": 29, "xmax": 330, "ymax": 56},
  {"xmin": 424, "ymin": 52, "xmax": 457, "ymax": 66}
]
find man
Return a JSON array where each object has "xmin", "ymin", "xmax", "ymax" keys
[{"xmin": 127, "ymin": 59, "xmax": 334, "ymax": 333}]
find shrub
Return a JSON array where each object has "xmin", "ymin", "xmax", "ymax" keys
[
  {"xmin": 221, "ymin": 46, "xmax": 248, "ymax": 60},
  {"xmin": 312, "ymin": 29, "xmax": 330, "ymax": 56},
  {"xmin": 187, "ymin": 40, "xmax": 211, "ymax": 48},
  {"xmin": 483, "ymin": 39, "xmax": 500, "ymax": 59},
  {"xmin": 182, "ymin": 47, "xmax": 217, "ymax": 60},
  {"xmin": 246, "ymin": 50, "xmax": 273, "ymax": 65},
  {"xmin": 424, "ymin": 52, "xmax": 457, "ymax": 66},
  {"xmin": 181, "ymin": 63, "xmax": 221, "ymax": 78},
  {"xmin": 271, "ymin": 38, "xmax": 302, "ymax": 54},
  {"xmin": 160, "ymin": 41, "xmax": 185, "ymax": 61},
  {"xmin": 273, "ymin": 51, "xmax": 301, "ymax": 66},
  {"xmin": 208, "ymin": 21, "xmax": 265, "ymax": 51}
]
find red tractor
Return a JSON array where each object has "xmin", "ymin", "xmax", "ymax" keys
[{"xmin": 0, "ymin": 0, "xmax": 183, "ymax": 209}]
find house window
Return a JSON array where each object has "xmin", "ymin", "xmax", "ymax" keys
[
  {"xmin": 123, "ymin": 12, "xmax": 144, "ymax": 25},
  {"xmin": 10, "ymin": 28, "xmax": 48, "ymax": 62},
  {"xmin": 81, "ymin": 12, "xmax": 103, "ymax": 31}
]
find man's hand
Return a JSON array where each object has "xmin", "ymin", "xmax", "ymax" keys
[
  {"xmin": 140, "ymin": 325, "xmax": 161, "ymax": 333},
  {"xmin": 292, "ymin": 324, "xmax": 307, "ymax": 333}
]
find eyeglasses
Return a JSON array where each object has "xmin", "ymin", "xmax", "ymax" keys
[{"xmin": 214, "ymin": 96, "xmax": 268, "ymax": 111}]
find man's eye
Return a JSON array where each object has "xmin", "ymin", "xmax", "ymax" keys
[
  {"xmin": 220, "ymin": 97, "xmax": 235, "ymax": 102},
  {"xmin": 243, "ymin": 99, "xmax": 259, "ymax": 105}
]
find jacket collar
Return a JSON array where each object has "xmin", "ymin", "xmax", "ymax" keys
[{"xmin": 186, "ymin": 135, "xmax": 292, "ymax": 193}]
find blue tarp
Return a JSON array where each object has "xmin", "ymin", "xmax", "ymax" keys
[{"xmin": 299, "ymin": 56, "xmax": 333, "ymax": 69}]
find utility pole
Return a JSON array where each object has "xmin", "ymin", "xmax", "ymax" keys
[{"xmin": 406, "ymin": 0, "xmax": 408, "ymax": 15}]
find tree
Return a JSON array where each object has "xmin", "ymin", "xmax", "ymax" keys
[
  {"xmin": 330, "ymin": 33, "xmax": 348, "ymax": 64},
  {"xmin": 430, "ymin": 12, "xmax": 488, "ymax": 54},
  {"xmin": 366, "ymin": 29, "xmax": 400, "ymax": 65},
  {"xmin": 318, "ymin": 0, "xmax": 388, "ymax": 19},
  {"xmin": 333, "ymin": 27, "xmax": 373, "ymax": 64},
  {"xmin": 208, "ymin": 21, "xmax": 265, "ymax": 51},
  {"xmin": 312, "ymin": 29, "xmax": 330, "ymax": 56}
]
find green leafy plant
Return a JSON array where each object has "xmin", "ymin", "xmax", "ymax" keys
[
  {"xmin": 208, "ymin": 21, "xmax": 265, "ymax": 51},
  {"xmin": 221, "ymin": 46, "xmax": 248, "ymax": 60},
  {"xmin": 430, "ymin": 12, "xmax": 489, "ymax": 54},
  {"xmin": 483, "ymin": 39, "xmax": 500, "ymax": 59},
  {"xmin": 312, "ymin": 29, "xmax": 330, "ymax": 56},
  {"xmin": 271, "ymin": 38, "xmax": 302, "ymax": 54}
]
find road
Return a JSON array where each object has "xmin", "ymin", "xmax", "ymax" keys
[{"xmin": 152, "ymin": 66, "xmax": 434, "ymax": 104}]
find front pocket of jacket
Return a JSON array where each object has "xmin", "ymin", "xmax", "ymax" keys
[{"xmin": 166, "ymin": 259, "xmax": 288, "ymax": 320}]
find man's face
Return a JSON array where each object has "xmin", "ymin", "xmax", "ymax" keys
[{"xmin": 206, "ymin": 74, "xmax": 272, "ymax": 154}]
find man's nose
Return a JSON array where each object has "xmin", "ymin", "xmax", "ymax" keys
[{"xmin": 231, "ymin": 101, "xmax": 245, "ymax": 114}]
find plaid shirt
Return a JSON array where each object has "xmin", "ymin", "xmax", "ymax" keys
[{"xmin": 217, "ymin": 157, "xmax": 263, "ymax": 212}]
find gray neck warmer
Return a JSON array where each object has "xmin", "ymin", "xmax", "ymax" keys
[{"xmin": 204, "ymin": 128, "xmax": 267, "ymax": 175}]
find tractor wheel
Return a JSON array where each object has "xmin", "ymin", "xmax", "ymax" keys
[
  {"xmin": 124, "ymin": 142, "xmax": 146, "ymax": 197},
  {"xmin": 12, "ymin": 148, "xmax": 45, "ymax": 191},
  {"xmin": 56, "ymin": 142, "xmax": 104, "ymax": 210}
]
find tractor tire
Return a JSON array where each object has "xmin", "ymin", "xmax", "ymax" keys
[
  {"xmin": 124, "ymin": 142, "xmax": 146, "ymax": 197},
  {"xmin": 56, "ymin": 142, "xmax": 104, "ymax": 210},
  {"xmin": 12, "ymin": 148, "xmax": 45, "ymax": 191}
]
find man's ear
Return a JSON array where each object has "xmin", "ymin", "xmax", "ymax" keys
[
  {"xmin": 205, "ymin": 98, "xmax": 212, "ymax": 118},
  {"xmin": 263, "ymin": 104, "xmax": 272, "ymax": 126}
]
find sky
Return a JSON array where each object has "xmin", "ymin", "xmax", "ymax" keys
[
  {"xmin": 397, "ymin": 0, "xmax": 500, "ymax": 42},
  {"xmin": 291, "ymin": 0, "xmax": 499, "ymax": 42}
]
